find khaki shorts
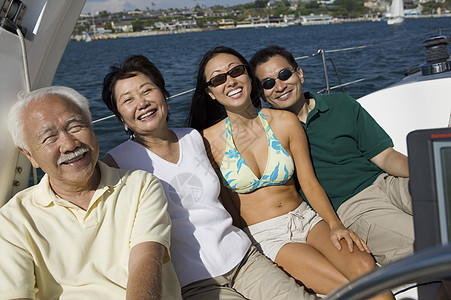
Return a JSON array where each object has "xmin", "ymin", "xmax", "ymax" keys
[
  {"xmin": 181, "ymin": 246, "xmax": 317, "ymax": 300},
  {"xmin": 337, "ymin": 173, "xmax": 413, "ymax": 265},
  {"xmin": 243, "ymin": 202, "xmax": 323, "ymax": 261}
]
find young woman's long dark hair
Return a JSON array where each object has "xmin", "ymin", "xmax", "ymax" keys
[{"xmin": 188, "ymin": 46, "xmax": 262, "ymax": 132}]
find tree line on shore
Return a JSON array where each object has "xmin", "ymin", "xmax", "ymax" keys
[{"xmin": 76, "ymin": 0, "xmax": 451, "ymax": 34}]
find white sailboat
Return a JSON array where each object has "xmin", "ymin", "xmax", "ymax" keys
[
  {"xmin": 387, "ymin": 0, "xmax": 405, "ymax": 25},
  {"xmin": 84, "ymin": 31, "xmax": 92, "ymax": 42}
]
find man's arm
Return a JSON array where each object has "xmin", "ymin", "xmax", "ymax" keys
[
  {"xmin": 126, "ymin": 241, "xmax": 166, "ymax": 300},
  {"xmin": 370, "ymin": 147, "xmax": 409, "ymax": 177}
]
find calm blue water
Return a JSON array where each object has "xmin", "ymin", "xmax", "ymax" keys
[{"xmin": 53, "ymin": 17, "xmax": 451, "ymax": 158}]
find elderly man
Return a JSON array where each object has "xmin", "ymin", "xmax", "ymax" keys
[
  {"xmin": 0, "ymin": 86, "xmax": 181, "ymax": 299},
  {"xmin": 250, "ymin": 45, "xmax": 413, "ymax": 265}
]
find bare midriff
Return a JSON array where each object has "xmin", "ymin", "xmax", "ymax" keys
[{"xmin": 235, "ymin": 178, "xmax": 303, "ymax": 226}]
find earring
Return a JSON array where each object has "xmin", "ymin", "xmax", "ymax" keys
[{"xmin": 124, "ymin": 125, "xmax": 135, "ymax": 140}]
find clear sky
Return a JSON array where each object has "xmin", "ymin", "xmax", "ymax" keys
[{"xmin": 82, "ymin": 0, "xmax": 254, "ymax": 14}]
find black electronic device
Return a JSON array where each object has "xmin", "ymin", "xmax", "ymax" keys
[
  {"xmin": 408, "ymin": 127, "xmax": 451, "ymax": 251},
  {"xmin": 407, "ymin": 126, "xmax": 451, "ymax": 299}
]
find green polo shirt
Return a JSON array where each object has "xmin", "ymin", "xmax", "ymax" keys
[{"xmin": 300, "ymin": 92, "xmax": 393, "ymax": 211}]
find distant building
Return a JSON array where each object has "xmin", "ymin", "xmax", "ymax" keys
[
  {"xmin": 364, "ymin": 0, "xmax": 387, "ymax": 11},
  {"xmin": 202, "ymin": 22, "xmax": 218, "ymax": 29},
  {"xmin": 283, "ymin": 14, "xmax": 297, "ymax": 25},
  {"xmin": 127, "ymin": 10, "xmax": 144, "ymax": 16},
  {"xmin": 154, "ymin": 19, "xmax": 197, "ymax": 31},
  {"xmin": 176, "ymin": 19, "xmax": 197, "ymax": 29},
  {"xmin": 111, "ymin": 22, "xmax": 133, "ymax": 32},
  {"xmin": 318, "ymin": 0, "xmax": 335, "ymax": 5},
  {"xmin": 218, "ymin": 18, "xmax": 235, "ymax": 29},
  {"xmin": 300, "ymin": 14, "xmax": 333, "ymax": 25},
  {"xmin": 217, "ymin": 18, "xmax": 235, "ymax": 25},
  {"xmin": 405, "ymin": 8, "xmax": 421, "ymax": 15}
]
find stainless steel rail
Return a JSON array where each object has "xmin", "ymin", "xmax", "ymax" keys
[
  {"xmin": 92, "ymin": 29, "xmax": 451, "ymax": 124},
  {"xmin": 324, "ymin": 245, "xmax": 451, "ymax": 300}
]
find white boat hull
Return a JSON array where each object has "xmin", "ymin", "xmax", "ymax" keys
[
  {"xmin": 387, "ymin": 0, "xmax": 404, "ymax": 25},
  {"xmin": 358, "ymin": 72, "xmax": 451, "ymax": 155},
  {"xmin": 0, "ymin": 29, "xmax": 29, "ymax": 207},
  {"xmin": 387, "ymin": 17, "xmax": 404, "ymax": 25},
  {"xmin": 0, "ymin": 0, "xmax": 86, "ymax": 206}
]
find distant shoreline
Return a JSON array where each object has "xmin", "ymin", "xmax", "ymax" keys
[{"xmin": 72, "ymin": 14, "xmax": 451, "ymax": 41}]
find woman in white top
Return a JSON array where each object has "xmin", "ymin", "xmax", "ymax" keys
[{"xmin": 101, "ymin": 55, "xmax": 316, "ymax": 300}]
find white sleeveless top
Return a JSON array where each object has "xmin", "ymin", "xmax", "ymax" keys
[{"xmin": 107, "ymin": 128, "xmax": 251, "ymax": 287}]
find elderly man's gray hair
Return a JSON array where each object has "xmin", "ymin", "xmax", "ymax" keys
[{"xmin": 8, "ymin": 86, "xmax": 92, "ymax": 152}]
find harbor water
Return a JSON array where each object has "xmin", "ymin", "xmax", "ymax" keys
[{"xmin": 52, "ymin": 17, "xmax": 451, "ymax": 158}]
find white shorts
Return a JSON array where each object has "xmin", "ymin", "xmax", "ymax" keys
[{"xmin": 243, "ymin": 202, "xmax": 323, "ymax": 261}]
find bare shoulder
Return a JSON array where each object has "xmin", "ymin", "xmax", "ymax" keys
[
  {"xmin": 260, "ymin": 108, "xmax": 302, "ymax": 133},
  {"xmin": 261, "ymin": 108, "xmax": 299, "ymax": 126},
  {"xmin": 200, "ymin": 119, "xmax": 226, "ymax": 164},
  {"xmin": 202, "ymin": 119, "xmax": 225, "ymax": 142}
]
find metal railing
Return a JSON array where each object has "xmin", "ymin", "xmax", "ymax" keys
[
  {"xmin": 324, "ymin": 245, "xmax": 451, "ymax": 300},
  {"xmin": 92, "ymin": 28, "xmax": 451, "ymax": 124}
]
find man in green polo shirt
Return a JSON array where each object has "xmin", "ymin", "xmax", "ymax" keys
[{"xmin": 250, "ymin": 45, "xmax": 413, "ymax": 265}]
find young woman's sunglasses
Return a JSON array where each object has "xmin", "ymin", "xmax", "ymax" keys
[
  {"xmin": 261, "ymin": 68, "xmax": 295, "ymax": 90},
  {"xmin": 207, "ymin": 65, "xmax": 246, "ymax": 87}
]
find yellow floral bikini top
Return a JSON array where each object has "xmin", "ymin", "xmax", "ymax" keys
[{"xmin": 219, "ymin": 110, "xmax": 295, "ymax": 194}]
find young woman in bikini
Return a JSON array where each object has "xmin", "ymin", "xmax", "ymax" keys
[{"xmin": 188, "ymin": 46, "xmax": 394, "ymax": 299}]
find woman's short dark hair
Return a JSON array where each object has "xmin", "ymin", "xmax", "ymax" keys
[
  {"xmin": 249, "ymin": 45, "xmax": 298, "ymax": 71},
  {"xmin": 188, "ymin": 46, "xmax": 261, "ymax": 132},
  {"xmin": 102, "ymin": 55, "xmax": 170, "ymax": 136}
]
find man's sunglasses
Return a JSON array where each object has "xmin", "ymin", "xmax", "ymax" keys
[
  {"xmin": 207, "ymin": 65, "xmax": 246, "ymax": 87},
  {"xmin": 261, "ymin": 68, "xmax": 295, "ymax": 90}
]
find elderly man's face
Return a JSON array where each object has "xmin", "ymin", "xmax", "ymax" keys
[{"xmin": 20, "ymin": 95, "xmax": 99, "ymax": 189}]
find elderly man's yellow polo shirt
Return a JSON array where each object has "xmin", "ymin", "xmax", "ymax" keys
[{"xmin": 0, "ymin": 161, "xmax": 181, "ymax": 299}]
